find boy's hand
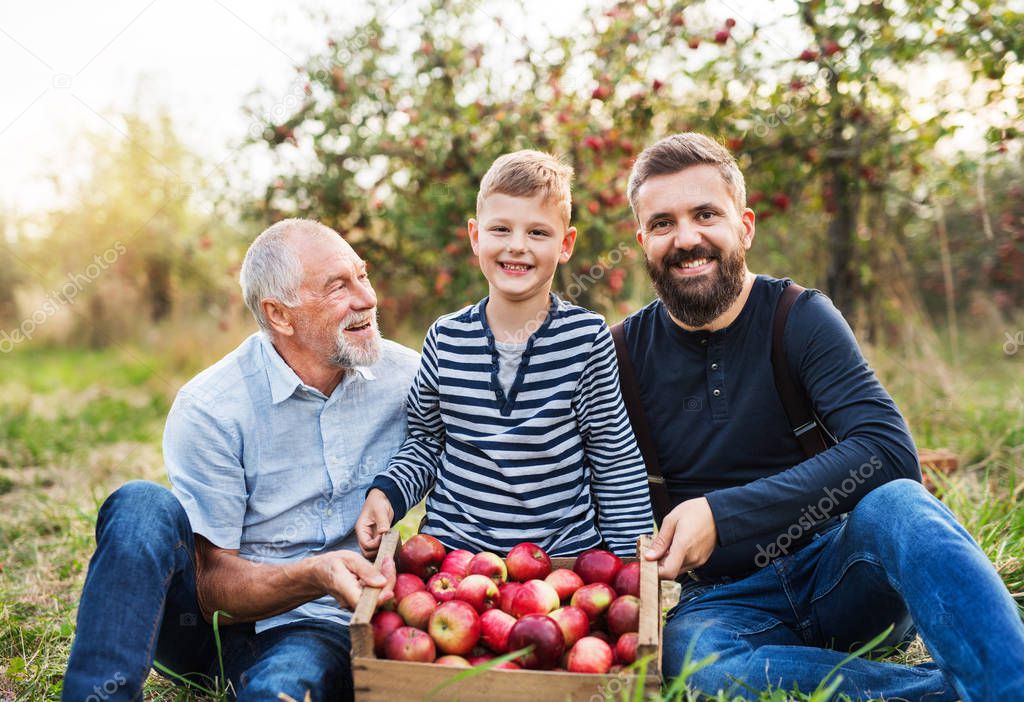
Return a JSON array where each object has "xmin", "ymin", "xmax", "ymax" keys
[{"xmin": 356, "ymin": 488, "xmax": 394, "ymax": 559}]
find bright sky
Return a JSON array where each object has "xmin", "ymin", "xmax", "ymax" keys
[{"xmin": 0, "ymin": 0, "xmax": 591, "ymax": 216}]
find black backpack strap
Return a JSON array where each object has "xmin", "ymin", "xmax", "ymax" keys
[
  {"xmin": 772, "ymin": 283, "xmax": 832, "ymax": 458},
  {"xmin": 610, "ymin": 321, "xmax": 673, "ymax": 527}
]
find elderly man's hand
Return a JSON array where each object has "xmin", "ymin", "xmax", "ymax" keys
[
  {"xmin": 642, "ymin": 497, "xmax": 718, "ymax": 580},
  {"xmin": 313, "ymin": 549, "xmax": 396, "ymax": 609},
  {"xmin": 356, "ymin": 488, "xmax": 395, "ymax": 559}
]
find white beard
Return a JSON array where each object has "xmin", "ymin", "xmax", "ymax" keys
[{"xmin": 330, "ymin": 312, "xmax": 382, "ymax": 368}]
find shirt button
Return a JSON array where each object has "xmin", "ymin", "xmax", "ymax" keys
[
  {"xmin": 712, "ymin": 388, "xmax": 721, "ymax": 397},
  {"xmin": 700, "ymin": 338, "xmax": 708, "ymax": 346},
  {"xmin": 711, "ymin": 362, "xmax": 719, "ymax": 371}
]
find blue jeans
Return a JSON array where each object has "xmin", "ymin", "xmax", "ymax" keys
[
  {"xmin": 62, "ymin": 481, "xmax": 353, "ymax": 702},
  {"xmin": 663, "ymin": 479, "xmax": 1024, "ymax": 701}
]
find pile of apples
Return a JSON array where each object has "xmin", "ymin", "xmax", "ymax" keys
[{"xmin": 370, "ymin": 534, "xmax": 644, "ymax": 674}]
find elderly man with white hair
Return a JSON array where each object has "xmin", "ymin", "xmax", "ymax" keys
[{"xmin": 63, "ymin": 219, "xmax": 418, "ymax": 702}]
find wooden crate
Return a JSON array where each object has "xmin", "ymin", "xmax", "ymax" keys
[{"xmin": 351, "ymin": 531, "xmax": 663, "ymax": 701}]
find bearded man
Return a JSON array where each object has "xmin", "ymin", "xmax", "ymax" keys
[
  {"xmin": 63, "ymin": 219, "xmax": 418, "ymax": 702},
  {"xmin": 618, "ymin": 134, "xmax": 1024, "ymax": 701}
]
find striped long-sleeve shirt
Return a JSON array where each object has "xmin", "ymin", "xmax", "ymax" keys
[{"xmin": 370, "ymin": 294, "xmax": 654, "ymax": 557}]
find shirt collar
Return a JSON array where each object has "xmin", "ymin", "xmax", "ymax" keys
[{"xmin": 259, "ymin": 332, "xmax": 376, "ymax": 405}]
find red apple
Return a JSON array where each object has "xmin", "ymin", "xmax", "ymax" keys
[
  {"xmin": 455, "ymin": 573, "xmax": 500, "ymax": 613},
  {"xmin": 467, "ymin": 654, "xmax": 493, "ymax": 666},
  {"xmin": 398, "ymin": 534, "xmax": 446, "ymax": 579},
  {"xmin": 383, "ymin": 626, "xmax": 436, "ymax": 662},
  {"xmin": 479, "ymin": 608, "xmax": 517, "ymax": 653},
  {"xmin": 435, "ymin": 655, "xmax": 471, "ymax": 667},
  {"xmin": 427, "ymin": 572, "xmax": 463, "ymax": 602},
  {"xmin": 567, "ymin": 636, "xmax": 614, "ymax": 674},
  {"xmin": 548, "ymin": 606, "xmax": 590, "ymax": 649},
  {"xmin": 545, "ymin": 568, "xmax": 585, "ymax": 601},
  {"xmin": 428, "ymin": 600, "xmax": 481, "ymax": 656},
  {"xmin": 612, "ymin": 562, "xmax": 640, "ymax": 597},
  {"xmin": 570, "ymin": 583, "xmax": 616, "ymax": 621},
  {"xmin": 371, "ymin": 610, "xmax": 404, "ymax": 657},
  {"xmin": 440, "ymin": 549, "xmax": 474, "ymax": 578},
  {"xmin": 394, "ymin": 573, "xmax": 427, "ymax": 603},
  {"xmin": 468, "ymin": 551, "xmax": 508, "ymax": 584},
  {"xmin": 498, "ymin": 582, "xmax": 522, "ymax": 614},
  {"xmin": 509, "ymin": 579, "xmax": 560, "ymax": 618},
  {"xmin": 607, "ymin": 595, "xmax": 641, "ymax": 636},
  {"xmin": 573, "ymin": 549, "xmax": 623, "ymax": 585},
  {"xmin": 507, "ymin": 614, "xmax": 565, "ymax": 670},
  {"xmin": 615, "ymin": 632, "xmax": 639, "ymax": 664},
  {"xmin": 397, "ymin": 589, "xmax": 437, "ymax": 630},
  {"xmin": 506, "ymin": 542, "xmax": 552, "ymax": 582}
]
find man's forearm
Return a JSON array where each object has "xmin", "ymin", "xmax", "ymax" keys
[{"xmin": 195, "ymin": 540, "xmax": 326, "ymax": 624}]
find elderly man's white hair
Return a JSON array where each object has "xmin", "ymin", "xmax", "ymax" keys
[{"xmin": 239, "ymin": 218, "xmax": 341, "ymax": 330}]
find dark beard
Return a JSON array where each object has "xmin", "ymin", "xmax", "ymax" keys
[{"xmin": 645, "ymin": 245, "xmax": 746, "ymax": 328}]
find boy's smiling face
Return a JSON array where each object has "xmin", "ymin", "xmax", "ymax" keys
[{"xmin": 469, "ymin": 192, "xmax": 577, "ymax": 307}]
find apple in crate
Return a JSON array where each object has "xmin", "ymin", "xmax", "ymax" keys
[
  {"xmin": 371, "ymin": 610, "xmax": 404, "ymax": 657},
  {"xmin": 506, "ymin": 542, "xmax": 552, "ymax": 582},
  {"xmin": 612, "ymin": 561, "xmax": 641, "ymax": 597},
  {"xmin": 480, "ymin": 608, "xmax": 517, "ymax": 653},
  {"xmin": 573, "ymin": 549, "xmax": 623, "ymax": 585},
  {"xmin": 440, "ymin": 549, "xmax": 474, "ymax": 578},
  {"xmin": 383, "ymin": 626, "xmax": 436, "ymax": 662},
  {"xmin": 570, "ymin": 583, "xmax": 616, "ymax": 621},
  {"xmin": 547, "ymin": 605, "xmax": 590, "ymax": 648},
  {"xmin": 507, "ymin": 614, "xmax": 565, "ymax": 670},
  {"xmin": 498, "ymin": 582, "xmax": 522, "ymax": 614},
  {"xmin": 455, "ymin": 573, "xmax": 500, "ymax": 613},
  {"xmin": 615, "ymin": 632, "xmax": 639, "ymax": 665},
  {"xmin": 566, "ymin": 636, "xmax": 614, "ymax": 674},
  {"xmin": 428, "ymin": 600, "xmax": 481, "ymax": 656},
  {"xmin": 435, "ymin": 655, "xmax": 471, "ymax": 667},
  {"xmin": 468, "ymin": 551, "xmax": 508, "ymax": 584},
  {"xmin": 545, "ymin": 568, "xmax": 584, "ymax": 601},
  {"xmin": 397, "ymin": 589, "xmax": 437, "ymax": 630},
  {"xmin": 394, "ymin": 573, "xmax": 427, "ymax": 603},
  {"xmin": 606, "ymin": 595, "xmax": 641, "ymax": 637},
  {"xmin": 398, "ymin": 534, "xmax": 447, "ymax": 579},
  {"xmin": 509, "ymin": 579, "xmax": 560, "ymax": 618},
  {"xmin": 427, "ymin": 572, "xmax": 463, "ymax": 602}
]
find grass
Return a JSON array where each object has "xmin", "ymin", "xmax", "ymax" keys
[{"xmin": 0, "ymin": 328, "xmax": 1021, "ymax": 701}]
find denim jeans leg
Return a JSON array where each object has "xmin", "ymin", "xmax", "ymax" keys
[
  {"xmin": 62, "ymin": 481, "xmax": 216, "ymax": 702},
  {"xmin": 221, "ymin": 618, "xmax": 353, "ymax": 702},
  {"xmin": 663, "ymin": 538, "xmax": 959, "ymax": 701},
  {"xmin": 812, "ymin": 479, "xmax": 1024, "ymax": 702}
]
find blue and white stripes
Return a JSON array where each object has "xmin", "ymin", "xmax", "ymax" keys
[{"xmin": 370, "ymin": 295, "xmax": 653, "ymax": 557}]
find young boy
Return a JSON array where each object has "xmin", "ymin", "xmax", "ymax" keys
[{"xmin": 356, "ymin": 150, "xmax": 652, "ymax": 558}]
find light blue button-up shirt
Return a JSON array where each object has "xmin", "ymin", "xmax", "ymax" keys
[{"xmin": 164, "ymin": 332, "xmax": 419, "ymax": 632}]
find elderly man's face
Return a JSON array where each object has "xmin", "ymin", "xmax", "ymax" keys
[{"xmin": 290, "ymin": 233, "xmax": 381, "ymax": 368}]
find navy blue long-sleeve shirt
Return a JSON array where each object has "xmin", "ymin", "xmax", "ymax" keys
[{"xmin": 622, "ymin": 275, "xmax": 921, "ymax": 577}]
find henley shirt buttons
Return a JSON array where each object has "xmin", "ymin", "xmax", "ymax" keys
[
  {"xmin": 712, "ymin": 388, "xmax": 722, "ymax": 397},
  {"xmin": 711, "ymin": 362, "xmax": 719, "ymax": 370}
]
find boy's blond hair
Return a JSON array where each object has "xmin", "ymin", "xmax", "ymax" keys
[{"xmin": 476, "ymin": 150, "xmax": 574, "ymax": 227}]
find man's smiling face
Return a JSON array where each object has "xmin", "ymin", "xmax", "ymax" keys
[
  {"xmin": 634, "ymin": 164, "xmax": 755, "ymax": 329},
  {"xmin": 291, "ymin": 233, "xmax": 381, "ymax": 368}
]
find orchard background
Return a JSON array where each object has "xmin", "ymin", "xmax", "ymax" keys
[{"xmin": 0, "ymin": 1, "xmax": 1022, "ymax": 700}]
